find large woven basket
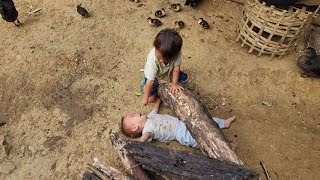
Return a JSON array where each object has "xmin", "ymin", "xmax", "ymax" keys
[{"xmin": 237, "ymin": 0, "xmax": 319, "ymax": 59}]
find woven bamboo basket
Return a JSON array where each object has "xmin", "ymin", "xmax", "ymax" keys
[{"xmin": 236, "ymin": 0, "xmax": 319, "ymax": 59}]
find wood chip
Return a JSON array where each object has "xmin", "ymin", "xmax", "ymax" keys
[
  {"xmin": 262, "ymin": 101, "xmax": 273, "ymax": 107},
  {"xmin": 28, "ymin": 8, "xmax": 43, "ymax": 15}
]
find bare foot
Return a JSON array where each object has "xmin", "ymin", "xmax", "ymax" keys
[
  {"xmin": 229, "ymin": 140, "xmax": 238, "ymax": 150},
  {"xmin": 224, "ymin": 116, "xmax": 236, "ymax": 128}
]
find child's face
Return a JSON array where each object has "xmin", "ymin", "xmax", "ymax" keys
[
  {"xmin": 155, "ymin": 48, "xmax": 168, "ymax": 64},
  {"xmin": 125, "ymin": 113, "xmax": 147, "ymax": 127}
]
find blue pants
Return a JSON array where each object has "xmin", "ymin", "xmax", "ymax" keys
[
  {"xmin": 175, "ymin": 117, "xmax": 225, "ymax": 147},
  {"xmin": 139, "ymin": 71, "xmax": 188, "ymax": 97}
]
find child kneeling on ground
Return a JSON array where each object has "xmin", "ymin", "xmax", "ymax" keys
[{"xmin": 121, "ymin": 99, "xmax": 237, "ymax": 149}]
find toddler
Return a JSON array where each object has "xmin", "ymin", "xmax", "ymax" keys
[
  {"xmin": 140, "ymin": 28, "xmax": 188, "ymax": 112},
  {"xmin": 122, "ymin": 99, "xmax": 236, "ymax": 148}
]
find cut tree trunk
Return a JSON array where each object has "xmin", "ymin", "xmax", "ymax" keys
[
  {"xmin": 125, "ymin": 141, "xmax": 260, "ymax": 180},
  {"xmin": 109, "ymin": 131, "xmax": 149, "ymax": 180},
  {"xmin": 158, "ymin": 84, "xmax": 243, "ymax": 165}
]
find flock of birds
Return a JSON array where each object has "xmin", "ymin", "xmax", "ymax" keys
[
  {"xmin": 0, "ymin": 0, "xmax": 319, "ymax": 77},
  {"xmin": 146, "ymin": 1, "xmax": 209, "ymax": 30}
]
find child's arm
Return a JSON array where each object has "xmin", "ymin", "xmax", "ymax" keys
[
  {"xmin": 139, "ymin": 132, "xmax": 152, "ymax": 142},
  {"xmin": 152, "ymin": 98, "xmax": 161, "ymax": 113},
  {"xmin": 170, "ymin": 65, "xmax": 184, "ymax": 93},
  {"xmin": 141, "ymin": 79, "xmax": 154, "ymax": 108}
]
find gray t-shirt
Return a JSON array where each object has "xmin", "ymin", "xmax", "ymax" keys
[
  {"xmin": 142, "ymin": 110, "xmax": 180, "ymax": 142},
  {"xmin": 144, "ymin": 48, "xmax": 182, "ymax": 84}
]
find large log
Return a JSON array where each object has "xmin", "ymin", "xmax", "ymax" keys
[
  {"xmin": 125, "ymin": 141, "xmax": 260, "ymax": 180},
  {"xmin": 158, "ymin": 84, "xmax": 243, "ymax": 165},
  {"xmin": 109, "ymin": 131, "xmax": 149, "ymax": 180}
]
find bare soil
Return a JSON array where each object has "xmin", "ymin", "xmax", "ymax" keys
[{"xmin": 0, "ymin": 0, "xmax": 319, "ymax": 179}]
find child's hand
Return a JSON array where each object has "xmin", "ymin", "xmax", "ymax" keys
[
  {"xmin": 170, "ymin": 83, "xmax": 184, "ymax": 93},
  {"xmin": 141, "ymin": 97, "xmax": 148, "ymax": 113}
]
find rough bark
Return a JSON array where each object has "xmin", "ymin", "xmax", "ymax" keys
[
  {"xmin": 82, "ymin": 171, "xmax": 102, "ymax": 180},
  {"xmin": 125, "ymin": 141, "xmax": 260, "ymax": 180},
  {"xmin": 109, "ymin": 131, "xmax": 149, "ymax": 180},
  {"xmin": 158, "ymin": 84, "xmax": 243, "ymax": 165},
  {"xmin": 92, "ymin": 158, "xmax": 135, "ymax": 180},
  {"xmin": 86, "ymin": 164, "xmax": 110, "ymax": 180}
]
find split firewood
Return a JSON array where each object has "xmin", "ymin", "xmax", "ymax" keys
[
  {"xmin": 93, "ymin": 158, "xmax": 135, "ymax": 180},
  {"xmin": 109, "ymin": 131, "xmax": 149, "ymax": 180},
  {"xmin": 124, "ymin": 141, "xmax": 260, "ymax": 179},
  {"xmin": 28, "ymin": 8, "xmax": 43, "ymax": 15},
  {"xmin": 158, "ymin": 84, "xmax": 243, "ymax": 165},
  {"xmin": 86, "ymin": 164, "xmax": 110, "ymax": 180}
]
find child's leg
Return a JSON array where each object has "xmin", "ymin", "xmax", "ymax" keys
[
  {"xmin": 178, "ymin": 71, "xmax": 189, "ymax": 84},
  {"xmin": 140, "ymin": 77, "xmax": 159, "ymax": 103},
  {"xmin": 224, "ymin": 116, "xmax": 236, "ymax": 128},
  {"xmin": 212, "ymin": 116, "xmax": 236, "ymax": 129},
  {"xmin": 175, "ymin": 122, "xmax": 197, "ymax": 147}
]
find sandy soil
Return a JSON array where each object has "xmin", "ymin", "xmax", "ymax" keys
[{"xmin": 0, "ymin": 0, "xmax": 319, "ymax": 179}]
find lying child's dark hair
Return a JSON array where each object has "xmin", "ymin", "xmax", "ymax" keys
[{"xmin": 153, "ymin": 28, "xmax": 183, "ymax": 62}]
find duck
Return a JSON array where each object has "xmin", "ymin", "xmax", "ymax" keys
[
  {"xmin": 0, "ymin": 0, "xmax": 20, "ymax": 26},
  {"xmin": 185, "ymin": 0, "xmax": 200, "ymax": 7},
  {"xmin": 297, "ymin": 47, "xmax": 320, "ymax": 78},
  {"xmin": 198, "ymin": 18, "xmax": 209, "ymax": 29},
  {"xmin": 77, "ymin": 4, "xmax": 89, "ymax": 17},
  {"xmin": 147, "ymin": 17, "xmax": 162, "ymax": 27},
  {"xmin": 170, "ymin": 3, "xmax": 182, "ymax": 12},
  {"xmin": 174, "ymin": 21, "xmax": 185, "ymax": 30},
  {"xmin": 155, "ymin": 8, "xmax": 165, "ymax": 18}
]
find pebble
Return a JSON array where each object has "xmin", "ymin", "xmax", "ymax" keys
[
  {"xmin": 28, "ymin": 145, "xmax": 37, "ymax": 154},
  {"xmin": 0, "ymin": 136, "xmax": 8, "ymax": 160},
  {"xmin": 0, "ymin": 161, "xmax": 16, "ymax": 174}
]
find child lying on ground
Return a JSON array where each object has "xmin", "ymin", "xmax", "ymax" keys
[{"xmin": 121, "ymin": 99, "xmax": 237, "ymax": 149}]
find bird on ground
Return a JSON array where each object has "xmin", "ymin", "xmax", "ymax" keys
[
  {"xmin": 130, "ymin": 0, "xmax": 139, "ymax": 2},
  {"xmin": 77, "ymin": 4, "xmax": 89, "ymax": 17},
  {"xmin": 198, "ymin": 18, "xmax": 209, "ymax": 29},
  {"xmin": 185, "ymin": 0, "xmax": 200, "ymax": 7},
  {"xmin": 0, "ymin": 0, "xmax": 20, "ymax": 26},
  {"xmin": 174, "ymin": 21, "xmax": 185, "ymax": 30},
  {"xmin": 147, "ymin": 17, "xmax": 162, "ymax": 27},
  {"xmin": 155, "ymin": 8, "xmax": 165, "ymax": 18},
  {"xmin": 170, "ymin": 3, "xmax": 182, "ymax": 12},
  {"xmin": 297, "ymin": 47, "xmax": 320, "ymax": 78}
]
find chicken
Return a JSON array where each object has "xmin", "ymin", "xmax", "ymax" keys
[
  {"xmin": 0, "ymin": 0, "xmax": 20, "ymax": 26},
  {"xmin": 297, "ymin": 47, "xmax": 320, "ymax": 78}
]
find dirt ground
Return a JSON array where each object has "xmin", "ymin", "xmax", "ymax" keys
[{"xmin": 0, "ymin": 0, "xmax": 319, "ymax": 179}]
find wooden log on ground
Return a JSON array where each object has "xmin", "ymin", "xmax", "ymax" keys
[
  {"xmin": 86, "ymin": 164, "xmax": 110, "ymax": 180},
  {"xmin": 158, "ymin": 84, "xmax": 243, "ymax": 165},
  {"xmin": 82, "ymin": 171, "xmax": 102, "ymax": 180},
  {"xmin": 125, "ymin": 141, "xmax": 260, "ymax": 180},
  {"xmin": 109, "ymin": 131, "xmax": 149, "ymax": 180},
  {"xmin": 92, "ymin": 158, "xmax": 135, "ymax": 180}
]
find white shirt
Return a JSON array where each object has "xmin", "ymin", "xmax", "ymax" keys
[
  {"xmin": 142, "ymin": 110, "xmax": 180, "ymax": 142},
  {"xmin": 144, "ymin": 48, "xmax": 182, "ymax": 84}
]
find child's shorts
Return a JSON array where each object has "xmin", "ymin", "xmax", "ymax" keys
[
  {"xmin": 139, "ymin": 71, "xmax": 189, "ymax": 97},
  {"xmin": 175, "ymin": 117, "xmax": 225, "ymax": 148}
]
